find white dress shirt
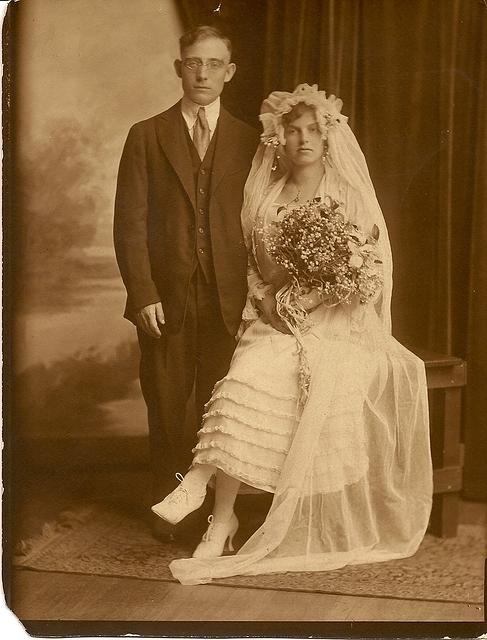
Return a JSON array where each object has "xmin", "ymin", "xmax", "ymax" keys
[{"xmin": 181, "ymin": 96, "xmax": 220, "ymax": 141}]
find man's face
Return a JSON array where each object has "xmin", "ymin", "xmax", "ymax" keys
[{"xmin": 175, "ymin": 37, "xmax": 236, "ymax": 105}]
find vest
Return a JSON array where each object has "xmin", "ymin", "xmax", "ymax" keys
[{"xmin": 184, "ymin": 122, "xmax": 218, "ymax": 283}]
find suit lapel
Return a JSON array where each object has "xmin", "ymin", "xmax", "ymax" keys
[
  {"xmin": 211, "ymin": 107, "xmax": 240, "ymax": 195},
  {"xmin": 155, "ymin": 102, "xmax": 196, "ymax": 210}
]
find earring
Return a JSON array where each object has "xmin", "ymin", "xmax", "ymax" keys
[
  {"xmin": 322, "ymin": 139, "xmax": 329, "ymax": 165},
  {"xmin": 272, "ymin": 150, "xmax": 281, "ymax": 172}
]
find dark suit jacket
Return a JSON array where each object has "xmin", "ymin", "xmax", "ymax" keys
[{"xmin": 114, "ymin": 102, "xmax": 259, "ymax": 336}]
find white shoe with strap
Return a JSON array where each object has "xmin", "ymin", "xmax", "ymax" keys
[
  {"xmin": 192, "ymin": 512, "xmax": 239, "ymax": 559},
  {"xmin": 151, "ymin": 473, "xmax": 207, "ymax": 525}
]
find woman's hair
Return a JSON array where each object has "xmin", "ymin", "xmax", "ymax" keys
[{"xmin": 282, "ymin": 102, "xmax": 317, "ymax": 127}]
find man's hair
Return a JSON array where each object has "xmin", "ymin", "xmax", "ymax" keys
[{"xmin": 179, "ymin": 25, "xmax": 232, "ymax": 59}]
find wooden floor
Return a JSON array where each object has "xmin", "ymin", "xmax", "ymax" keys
[
  {"xmin": 4, "ymin": 467, "xmax": 486, "ymax": 624},
  {"xmin": 10, "ymin": 569, "xmax": 484, "ymax": 622}
]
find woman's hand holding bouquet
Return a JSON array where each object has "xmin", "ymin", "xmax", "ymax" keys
[
  {"xmin": 295, "ymin": 286, "xmax": 323, "ymax": 311},
  {"xmin": 256, "ymin": 290, "xmax": 292, "ymax": 334}
]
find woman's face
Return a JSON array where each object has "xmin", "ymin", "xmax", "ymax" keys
[{"xmin": 283, "ymin": 109, "xmax": 324, "ymax": 167}]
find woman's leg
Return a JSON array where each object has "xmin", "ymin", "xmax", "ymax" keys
[
  {"xmin": 212, "ymin": 470, "xmax": 240, "ymax": 521},
  {"xmin": 183, "ymin": 463, "xmax": 215, "ymax": 488},
  {"xmin": 192, "ymin": 470, "xmax": 240, "ymax": 558}
]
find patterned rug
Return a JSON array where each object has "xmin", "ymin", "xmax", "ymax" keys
[{"xmin": 13, "ymin": 502, "xmax": 485, "ymax": 604}]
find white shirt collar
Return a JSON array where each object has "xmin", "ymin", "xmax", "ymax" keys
[{"xmin": 181, "ymin": 96, "xmax": 220, "ymax": 137}]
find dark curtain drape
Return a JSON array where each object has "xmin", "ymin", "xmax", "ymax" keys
[{"xmin": 177, "ymin": 0, "xmax": 486, "ymax": 499}]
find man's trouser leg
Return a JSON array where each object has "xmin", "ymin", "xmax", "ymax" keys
[
  {"xmin": 137, "ymin": 267, "xmax": 237, "ymax": 506},
  {"xmin": 194, "ymin": 270, "xmax": 237, "ymax": 433},
  {"xmin": 138, "ymin": 310, "xmax": 196, "ymax": 505}
]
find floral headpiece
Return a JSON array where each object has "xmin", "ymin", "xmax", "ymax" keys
[{"xmin": 259, "ymin": 83, "xmax": 347, "ymax": 148}]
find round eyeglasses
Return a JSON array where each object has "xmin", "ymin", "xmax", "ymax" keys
[{"xmin": 182, "ymin": 59, "xmax": 226, "ymax": 72}]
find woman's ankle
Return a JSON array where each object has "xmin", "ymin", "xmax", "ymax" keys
[
  {"xmin": 212, "ymin": 508, "xmax": 236, "ymax": 523},
  {"xmin": 184, "ymin": 464, "xmax": 214, "ymax": 488}
]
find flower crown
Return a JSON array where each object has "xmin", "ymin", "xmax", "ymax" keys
[{"xmin": 259, "ymin": 83, "xmax": 347, "ymax": 147}]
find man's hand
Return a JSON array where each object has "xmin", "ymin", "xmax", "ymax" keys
[
  {"xmin": 136, "ymin": 302, "xmax": 165, "ymax": 338},
  {"xmin": 256, "ymin": 291, "xmax": 291, "ymax": 334}
]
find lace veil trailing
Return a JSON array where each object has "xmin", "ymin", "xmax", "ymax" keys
[{"xmin": 170, "ymin": 85, "xmax": 432, "ymax": 584}]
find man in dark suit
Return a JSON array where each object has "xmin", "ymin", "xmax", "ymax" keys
[{"xmin": 114, "ymin": 26, "xmax": 258, "ymax": 541}]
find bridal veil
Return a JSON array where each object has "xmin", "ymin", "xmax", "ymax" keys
[{"xmin": 170, "ymin": 84, "xmax": 433, "ymax": 584}]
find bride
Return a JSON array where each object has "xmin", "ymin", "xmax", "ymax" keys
[{"xmin": 152, "ymin": 84, "xmax": 433, "ymax": 585}]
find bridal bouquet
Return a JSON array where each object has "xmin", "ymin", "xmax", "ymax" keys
[
  {"xmin": 260, "ymin": 195, "xmax": 383, "ymax": 404},
  {"xmin": 261, "ymin": 195, "xmax": 383, "ymax": 328}
]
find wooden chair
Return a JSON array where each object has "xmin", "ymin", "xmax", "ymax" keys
[{"xmin": 413, "ymin": 349, "xmax": 467, "ymax": 537}]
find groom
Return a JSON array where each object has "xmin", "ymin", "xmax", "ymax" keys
[{"xmin": 114, "ymin": 26, "xmax": 258, "ymax": 541}]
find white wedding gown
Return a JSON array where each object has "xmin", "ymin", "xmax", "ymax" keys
[{"xmin": 169, "ymin": 159, "xmax": 433, "ymax": 586}]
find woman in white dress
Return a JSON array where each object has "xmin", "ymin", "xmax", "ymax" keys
[{"xmin": 152, "ymin": 84, "xmax": 433, "ymax": 585}]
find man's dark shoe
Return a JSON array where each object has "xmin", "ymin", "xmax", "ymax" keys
[{"xmin": 151, "ymin": 514, "xmax": 177, "ymax": 543}]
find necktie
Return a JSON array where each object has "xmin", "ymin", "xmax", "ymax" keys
[{"xmin": 193, "ymin": 107, "xmax": 210, "ymax": 160}]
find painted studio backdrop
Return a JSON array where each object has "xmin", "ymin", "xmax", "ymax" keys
[
  {"xmin": 12, "ymin": 0, "xmax": 183, "ymax": 448},
  {"xmin": 9, "ymin": 0, "xmax": 487, "ymax": 498}
]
